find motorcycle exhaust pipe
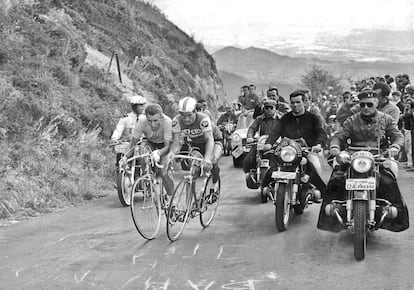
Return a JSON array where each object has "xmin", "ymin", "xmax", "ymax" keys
[
  {"xmin": 325, "ymin": 204, "xmax": 346, "ymax": 226},
  {"xmin": 377, "ymin": 206, "xmax": 398, "ymax": 228}
]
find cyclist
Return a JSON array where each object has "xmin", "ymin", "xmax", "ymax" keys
[
  {"xmin": 122, "ymin": 104, "xmax": 174, "ymax": 195},
  {"xmin": 111, "ymin": 95, "xmax": 147, "ymax": 169},
  {"xmin": 168, "ymin": 97, "xmax": 222, "ymax": 193}
]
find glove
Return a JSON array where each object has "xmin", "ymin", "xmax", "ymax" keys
[
  {"xmin": 246, "ymin": 137, "xmax": 254, "ymax": 144},
  {"xmin": 329, "ymin": 147, "xmax": 340, "ymax": 156},
  {"xmin": 151, "ymin": 150, "xmax": 161, "ymax": 163},
  {"xmin": 311, "ymin": 144, "xmax": 322, "ymax": 153},
  {"xmin": 388, "ymin": 147, "xmax": 399, "ymax": 158}
]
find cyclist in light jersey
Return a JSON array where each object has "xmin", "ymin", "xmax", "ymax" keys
[{"xmin": 123, "ymin": 104, "xmax": 174, "ymax": 195}]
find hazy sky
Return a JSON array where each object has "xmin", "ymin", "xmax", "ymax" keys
[{"xmin": 152, "ymin": 0, "xmax": 414, "ymax": 47}]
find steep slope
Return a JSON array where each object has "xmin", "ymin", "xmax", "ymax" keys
[{"xmin": 0, "ymin": 0, "xmax": 223, "ymax": 221}]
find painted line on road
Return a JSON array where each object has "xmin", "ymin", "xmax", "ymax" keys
[
  {"xmin": 15, "ymin": 264, "xmax": 42, "ymax": 277},
  {"xmin": 133, "ymin": 253, "xmax": 145, "ymax": 265},
  {"xmin": 119, "ymin": 273, "xmax": 142, "ymax": 290},
  {"xmin": 74, "ymin": 270, "xmax": 90, "ymax": 284},
  {"xmin": 216, "ymin": 245, "xmax": 252, "ymax": 260},
  {"xmin": 188, "ymin": 280, "xmax": 215, "ymax": 290}
]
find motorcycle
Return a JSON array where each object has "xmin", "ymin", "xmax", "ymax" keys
[
  {"xmin": 262, "ymin": 137, "xmax": 321, "ymax": 232},
  {"xmin": 219, "ymin": 122, "xmax": 235, "ymax": 156},
  {"xmin": 245, "ymin": 135, "xmax": 270, "ymax": 202},
  {"xmin": 324, "ymin": 146, "xmax": 399, "ymax": 260}
]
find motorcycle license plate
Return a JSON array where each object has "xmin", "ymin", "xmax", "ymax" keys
[
  {"xmin": 260, "ymin": 160, "xmax": 269, "ymax": 167},
  {"xmin": 345, "ymin": 178, "xmax": 376, "ymax": 190},
  {"xmin": 232, "ymin": 146, "xmax": 243, "ymax": 159},
  {"xmin": 271, "ymin": 171, "xmax": 296, "ymax": 179}
]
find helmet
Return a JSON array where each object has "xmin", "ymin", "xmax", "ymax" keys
[
  {"xmin": 178, "ymin": 97, "xmax": 197, "ymax": 112},
  {"xmin": 130, "ymin": 95, "xmax": 147, "ymax": 105}
]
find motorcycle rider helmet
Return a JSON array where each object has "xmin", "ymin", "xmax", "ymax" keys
[{"xmin": 178, "ymin": 97, "xmax": 197, "ymax": 112}]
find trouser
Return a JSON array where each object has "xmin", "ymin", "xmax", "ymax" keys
[
  {"xmin": 404, "ymin": 129, "xmax": 412, "ymax": 166},
  {"xmin": 242, "ymin": 147, "xmax": 256, "ymax": 173}
]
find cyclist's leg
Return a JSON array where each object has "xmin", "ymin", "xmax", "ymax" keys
[{"xmin": 160, "ymin": 154, "xmax": 175, "ymax": 196}]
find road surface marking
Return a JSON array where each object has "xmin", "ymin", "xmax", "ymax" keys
[
  {"xmin": 15, "ymin": 264, "xmax": 42, "ymax": 277},
  {"xmin": 222, "ymin": 279, "xmax": 259, "ymax": 290},
  {"xmin": 145, "ymin": 277, "xmax": 170, "ymax": 290},
  {"xmin": 193, "ymin": 244, "xmax": 200, "ymax": 256},
  {"xmin": 266, "ymin": 272, "xmax": 278, "ymax": 279},
  {"xmin": 188, "ymin": 280, "xmax": 215, "ymax": 290},
  {"xmin": 151, "ymin": 261, "xmax": 157, "ymax": 269},
  {"xmin": 74, "ymin": 270, "xmax": 90, "ymax": 284},
  {"xmin": 184, "ymin": 244, "xmax": 201, "ymax": 258},
  {"xmin": 119, "ymin": 273, "xmax": 142, "ymax": 290},
  {"xmin": 133, "ymin": 253, "xmax": 145, "ymax": 265},
  {"xmin": 216, "ymin": 245, "xmax": 252, "ymax": 260}
]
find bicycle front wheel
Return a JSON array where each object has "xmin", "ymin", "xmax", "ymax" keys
[
  {"xmin": 130, "ymin": 176, "xmax": 161, "ymax": 240},
  {"xmin": 166, "ymin": 179, "xmax": 192, "ymax": 242},
  {"xmin": 200, "ymin": 176, "xmax": 221, "ymax": 228}
]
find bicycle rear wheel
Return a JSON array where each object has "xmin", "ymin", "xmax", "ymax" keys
[
  {"xmin": 130, "ymin": 176, "xmax": 161, "ymax": 240},
  {"xmin": 200, "ymin": 176, "xmax": 221, "ymax": 228},
  {"xmin": 166, "ymin": 179, "xmax": 192, "ymax": 241}
]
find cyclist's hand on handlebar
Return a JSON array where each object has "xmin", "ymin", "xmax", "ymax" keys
[
  {"xmin": 388, "ymin": 147, "xmax": 399, "ymax": 158},
  {"xmin": 329, "ymin": 147, "xmax": 340, "ymax": 156},
  {"xmin": 311, "ymin": 144, "xmax": 322, "ymax": 154},
  {"xmin": 151, "ymin": 150, "xmax": 161, "ymax": 163},
  {"xmin": 246, "ymin": 137, "xmax": 254, "ymax": 144},
  {"xmin": 203, "ymin": 158, "xmax": 213, "ymax": 171}
]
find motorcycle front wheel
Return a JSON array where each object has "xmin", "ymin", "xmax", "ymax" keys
[
  {"xmin": 353, "ymin": 200, "xmax": 367, "ymax": 261},
  {"xmin": 275, "ymin": 183, "xmax": 291, "ymax": 232}
]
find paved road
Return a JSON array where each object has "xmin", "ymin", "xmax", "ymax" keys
[{"xmin": 1, "ymin": 156, "xmax": 414, "ymax": 289}]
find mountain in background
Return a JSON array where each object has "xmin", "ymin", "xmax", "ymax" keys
[
  {"xmin": 213, "ymin": 45, "xmax": 414, "ymax": 98},
  {"xmin": 268, "ymin": 29, "xmax": 414, "ymax": 63}
]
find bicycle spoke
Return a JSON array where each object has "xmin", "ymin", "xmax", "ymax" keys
[{"xmin": 131, "ymin": 177, "xmax": 161, "ymax": 240}]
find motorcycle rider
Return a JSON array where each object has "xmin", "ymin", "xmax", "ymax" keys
[
  {"xmin": 336, "ymin": 91, "xmax": 354, "ymax": 127},
  {"xmin": 243, "ymin": 99, "xmax": 280, "ymax": 187},
  {"xmin": 262, "ymin": 90, "xmax": 327, "ymax": 198},
  {"xmin": 318, "ymin": 90, "xmax": 409, "ymax": 232},
  {"xmin": 168, "ymin": 97, "xmax": 222, "ymax": 193},
  {"xmin": 111, "ymin": 95, "xmax": 147, "ymax": 168}
]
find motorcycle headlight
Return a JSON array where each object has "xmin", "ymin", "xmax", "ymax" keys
[
  {"xmin": 280, "ymin": 146, "xmax": 297, "ymax": 162},
  {"xmin": 351, "ymin": 156, "xmax": 372, "ymax": 173},
  {"xmin": 232, "ymin": 134, "xmax": 240, "ymax": 143},
  {"xmin": 336, "ymin": 151, "xmax": 351, "ymax": 165}
]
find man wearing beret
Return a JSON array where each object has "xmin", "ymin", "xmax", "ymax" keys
[{"xmin": 317, "ymin": 90, "xmax": 408, "ymax": 232}]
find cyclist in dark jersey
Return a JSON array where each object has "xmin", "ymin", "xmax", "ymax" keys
[{"xmin": 168, "ymin": 97, "xmax": 222, "ymax": 192}]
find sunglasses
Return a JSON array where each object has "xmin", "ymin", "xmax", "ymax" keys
[
  {"xmin": 359, "ymin": 102, "xmax": 374, "ymax": 108},
  {"xmin": 264, "ymin": 106, "xmax": 275, "ymax": 110}
]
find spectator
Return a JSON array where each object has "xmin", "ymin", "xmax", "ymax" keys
[{"xmin": 336, "ymin": 91, "xmax": 354, "ymax": 127}]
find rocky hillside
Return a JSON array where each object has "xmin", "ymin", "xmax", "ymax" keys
[{"xmin": 0, "ymin": 0, "xmax": 223, "ymax": 222}]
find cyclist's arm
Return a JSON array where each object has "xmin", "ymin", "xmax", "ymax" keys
[
  {"xmin": 124, "ymin": 118, "xmax": 146, "ymax": 158},
  {"xmin": 203, "ymin": 130, "xmax": 214, "ymax": 162},
  {"xmin": 159, "ymin": 118, "xmax": 173, "ymax": 156},
  {"xmin": 111, "ymin": 118, "xmax": 126, "ymax": 141},
  {"xmin": 169, "ymin": 132, "xmax": 181, "ymax": 155}
]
